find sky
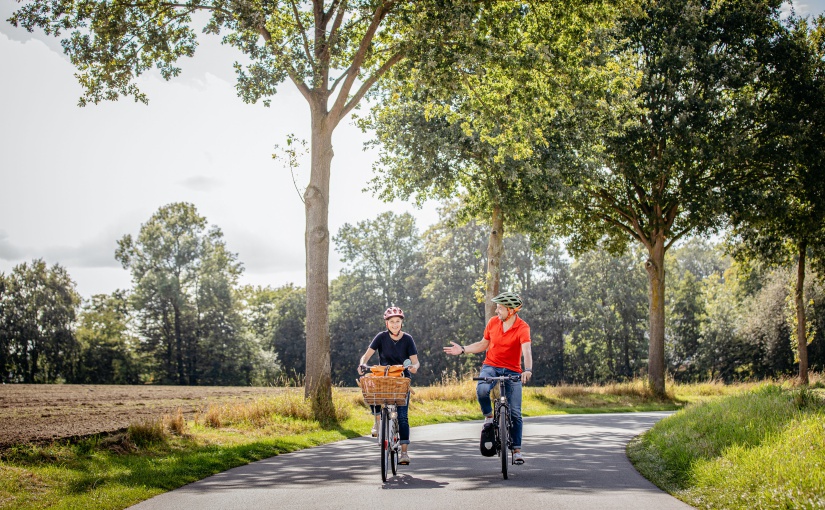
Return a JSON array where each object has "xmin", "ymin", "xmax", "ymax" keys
[{"xmin": 1, "ymin": 0, "xmax": 823, "ymax": 300}]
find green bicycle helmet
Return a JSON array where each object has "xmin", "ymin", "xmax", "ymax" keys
[{"xmin": 491, "ymin": 291, "xmax": 523, "ymax": 310}]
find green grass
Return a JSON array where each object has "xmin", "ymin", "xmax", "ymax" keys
[
  {"xmin": 0, "ymin": 378, "xmax": 815, "ymax": 510},
  {"xmin": 0, "ymin": 424, "xmax": 362, "ymax": 510},
  {"xmin": 627, "ymin": 382, "xmax": 825, "ymax": 509}
]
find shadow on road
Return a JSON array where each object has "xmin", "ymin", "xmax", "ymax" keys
[{"xmin": 182, "ymin": 412, "xmax": 672, "ymax": 494}]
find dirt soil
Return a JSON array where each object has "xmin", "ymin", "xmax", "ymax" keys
[{"xmin": 0, "ymin": 384, "xmax": 285, "ymax": 448}]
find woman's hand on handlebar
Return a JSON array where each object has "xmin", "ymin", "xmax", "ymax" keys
[{"xmin": 358, "ymin": 364, "xmax": 370, "ymax": 375}]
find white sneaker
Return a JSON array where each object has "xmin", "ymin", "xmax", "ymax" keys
[
  {"xmin": 371, "ymin": 425, "xmax": 378, "ymax": 437},
  {"xmin": 513, "ymin": 452, "xmax": 525, "ymax": 465},
  {"xmin": 483, "ymin": 416, "xmax": 494, "ymax": 426}
]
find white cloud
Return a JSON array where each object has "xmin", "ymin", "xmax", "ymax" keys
[{"xmin": 178, "ymin": 176, "xmax": 222, "ymax": 192}]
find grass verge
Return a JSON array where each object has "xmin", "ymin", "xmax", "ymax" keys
[{"xmin": 627, "ymin": 381, "xmax": 825, "ymax": 509}]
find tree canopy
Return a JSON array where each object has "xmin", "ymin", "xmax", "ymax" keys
[
  {"xmin": 115, "ymin": 202, "xmax": 250, "ymax": 385},
  {"xmin": 364, "ymin": 0, "xmax": 621, "ymax": 319},
  {"xmin": 0, "ymin": 259, "xmax": 80, "ymax": 383}
]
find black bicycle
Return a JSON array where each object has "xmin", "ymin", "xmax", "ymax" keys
[
  {"xmin": 359, "ymin": 360, "xmax": 411, "ymax": 482},
  {"xmin": 473, "ymin": 374, "xmax": 521, "ymax": 479}
]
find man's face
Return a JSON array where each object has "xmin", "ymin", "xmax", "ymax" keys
[
  {"xmin": 495, "ymin": 304, "xmax": 510, "ymax": 321},
  {"xmin": 386, "ymin": 316, "xmax": 402, "ymax": 334}
]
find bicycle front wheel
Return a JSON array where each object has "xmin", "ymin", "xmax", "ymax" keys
[
  {"xmin": 499, "ymin": 406, "xmax": 509, "ymax": 480},
  {"xmin": 380, "ymin": 407, "xmax": 390, "ymax": 482},
  {"xmin": 390, "ymin": 417, "xmax": 398, "ymax": 475}
]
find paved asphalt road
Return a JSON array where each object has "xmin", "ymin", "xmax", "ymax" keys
[{"xmin": 130, "ymin": 412, "xmax": 693, "ymax": 510}]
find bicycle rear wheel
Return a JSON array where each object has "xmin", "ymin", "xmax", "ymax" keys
[
  {"xmin": 380, "ymin": 407, "xmax": 390, "ymax": 482},
  {"xmin": 499, "ymin": 406, "xmax": 509, "ymax": 480}
]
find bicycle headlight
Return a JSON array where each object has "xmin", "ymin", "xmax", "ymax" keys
[{"xmin": 390, "ymin": 411, "xmax": 398, "ymax": 420}]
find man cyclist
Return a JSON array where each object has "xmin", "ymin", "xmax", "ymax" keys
[
  {"xmin": 358, "ymin": 306, "xmax": 420, "ymax": 465},
  {"xmin": 443, "ymin": 291, "xmax": 532, "ymax": 464}
]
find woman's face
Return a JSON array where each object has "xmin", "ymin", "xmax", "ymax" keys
[{"xmin": 386, "ymin": 316, "xmax": 402, "ymax": 335}]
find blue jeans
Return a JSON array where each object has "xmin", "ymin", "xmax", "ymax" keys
[
  {"xmin": 476, "ymin": 364, "xmax": 523, "ymax": 450},
  {"xmin": 370, "ymin": 392, "xmax": 411, "ymax": 444}
]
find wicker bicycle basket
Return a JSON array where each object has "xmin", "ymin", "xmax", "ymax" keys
[{"xmin": 358, "ymin": 376, "xmax": 411, "ymax": 405}]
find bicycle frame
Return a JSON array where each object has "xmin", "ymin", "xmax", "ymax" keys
[
  {"xmin": 474, "ymin": 374, "xmax": 520, "ymax": 479},
  {"xmin": 379, "ymin": 402, "xmax": 401, "ymax": 482}
]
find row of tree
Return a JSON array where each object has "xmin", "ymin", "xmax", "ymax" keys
[
  {"xmin": 2, "ymin": 204, "xmax": 822, "ymax": 386},
  {"xmin": 363, "ymin": 0, "xmax": 825, "ymax": 395}
]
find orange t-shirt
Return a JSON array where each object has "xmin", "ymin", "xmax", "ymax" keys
[{"xmin": 483, "ymin": 315, "xmax": 531, "ymax": 373}]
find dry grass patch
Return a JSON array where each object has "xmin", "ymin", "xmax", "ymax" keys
[
  {"xmin": 126, "ymin": 419, "xmax": 166, "ymax": 447},
  {"xmin": 163, "ymin": 408, "xmax": 187, "ymax": 435},
  {"xmin": 525, "ymin": 379, "xmax": 677, "ymax": 410},
  {"xmin": 410, "ymin": 376, "xmax": 481, "ymax": 403},
  {"xmin": 195, "ymin": 389, "xmax": 350, "ymax": 431}
]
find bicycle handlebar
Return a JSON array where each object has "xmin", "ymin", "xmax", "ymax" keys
[
  {"xmin": 359, "ymin": 359, "xmax": 411, "ymax": 374},
  {"xmin": 472, "ymin": 374, "xmax": 522, "ymax": 382}
]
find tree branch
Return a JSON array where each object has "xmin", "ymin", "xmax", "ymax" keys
[
  {"xmin": 327, "ymin": 0, "xmax": 347, "ymax": 54},
  {"xmin": 591, "ymin": 189, "xmax": 652, "ymax": 249},
  {"xmin": 338, "ymin": 50, "xmax": 404, "ymax": 121},
  {"xmin": 665, "ymin": 225, "xmax": 690, "ymax": 250},
  {"xmin": 290, "ymin": 0, "xmax": 315, "ymax": 73},
  {"xmin": 258, "ymin": 26, "xmax": 311, "ymax": 100},
  {"xmin": 328, "ymin": 62, "xmax": 355, "ymax": 95},
  {"xmin": 328, "ymin": 0, "xmax": 397, "ymax": 122}
]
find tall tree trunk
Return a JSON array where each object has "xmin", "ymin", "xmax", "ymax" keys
[
  {"xmin": 644, "ymin": 237, "xmax": 666, "ymax": 397},
  {"xmin": 623, "ymin": 329, "xmax": 631, "ymax": 378},
  {"xmin": 606, "ymin": 332, "xmax": 615, "ymax": 377},
  {"xmin": 304, "ymin": 106, "xmax": 335, "ymax": 421},
  {"xmin": 485, "ymin": 204, "xmax": 504, "ymax": 322},
  {"xmin": 164, "ymin": 306, "xmax": 174, "ymax": 382},
  {"xmin": 556, "ymin": 327, "xmax": 565, "ymax": 383},
  {"xmin": 795, "ymin": 241, "xmax": 809, "ymax": 385},
  {"xmin": 174, "ymin": 302, "xmax": 185, "ymax": 385},
  {"xmin": 27, "ymin": 344, "xmax": 37, "ymax": 383}
]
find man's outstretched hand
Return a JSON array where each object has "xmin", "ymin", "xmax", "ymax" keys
[{"xmin": 443, "ymin": 341, "xmax": 463, "ymax": 356}]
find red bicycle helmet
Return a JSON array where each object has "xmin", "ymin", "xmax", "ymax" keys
[{"xmin": 383, "ymin": 306, "xmax": 405, "ymax": 320}]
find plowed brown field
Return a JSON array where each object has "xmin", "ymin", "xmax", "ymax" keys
[{"xmin": 0, "ymin": 384, "xmax": 284, "ymax": 448}]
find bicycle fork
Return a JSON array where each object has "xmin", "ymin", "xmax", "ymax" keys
[
  {"xmin": 496, "ymin": 399, "xmax": 512, "ymax": 453},
  {"xmin": 385, "ymin": 406, "xmax": 399, "ymax": 450}
]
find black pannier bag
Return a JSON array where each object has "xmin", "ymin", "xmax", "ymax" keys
[{"xmin": 480, "ymin": 422, "xmax": 497, "ymax": 457}]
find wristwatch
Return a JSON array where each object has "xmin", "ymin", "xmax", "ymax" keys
[
  {"xmin": 460, "ymin": 345, "xmax": 466, "ymax": 354},
  {"xmin": 523, "ymin": 368, "xmax": 532, "ymax": 372}
]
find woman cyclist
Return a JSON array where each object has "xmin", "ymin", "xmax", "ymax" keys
[{"xmin": 358, "ymin": 306, "xmax": 420, "ymax": 465}]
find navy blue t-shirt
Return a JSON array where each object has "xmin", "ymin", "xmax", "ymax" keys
[{"xmin": 369, "ymin": 331, "xmax": 418, "ymax": 375}]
